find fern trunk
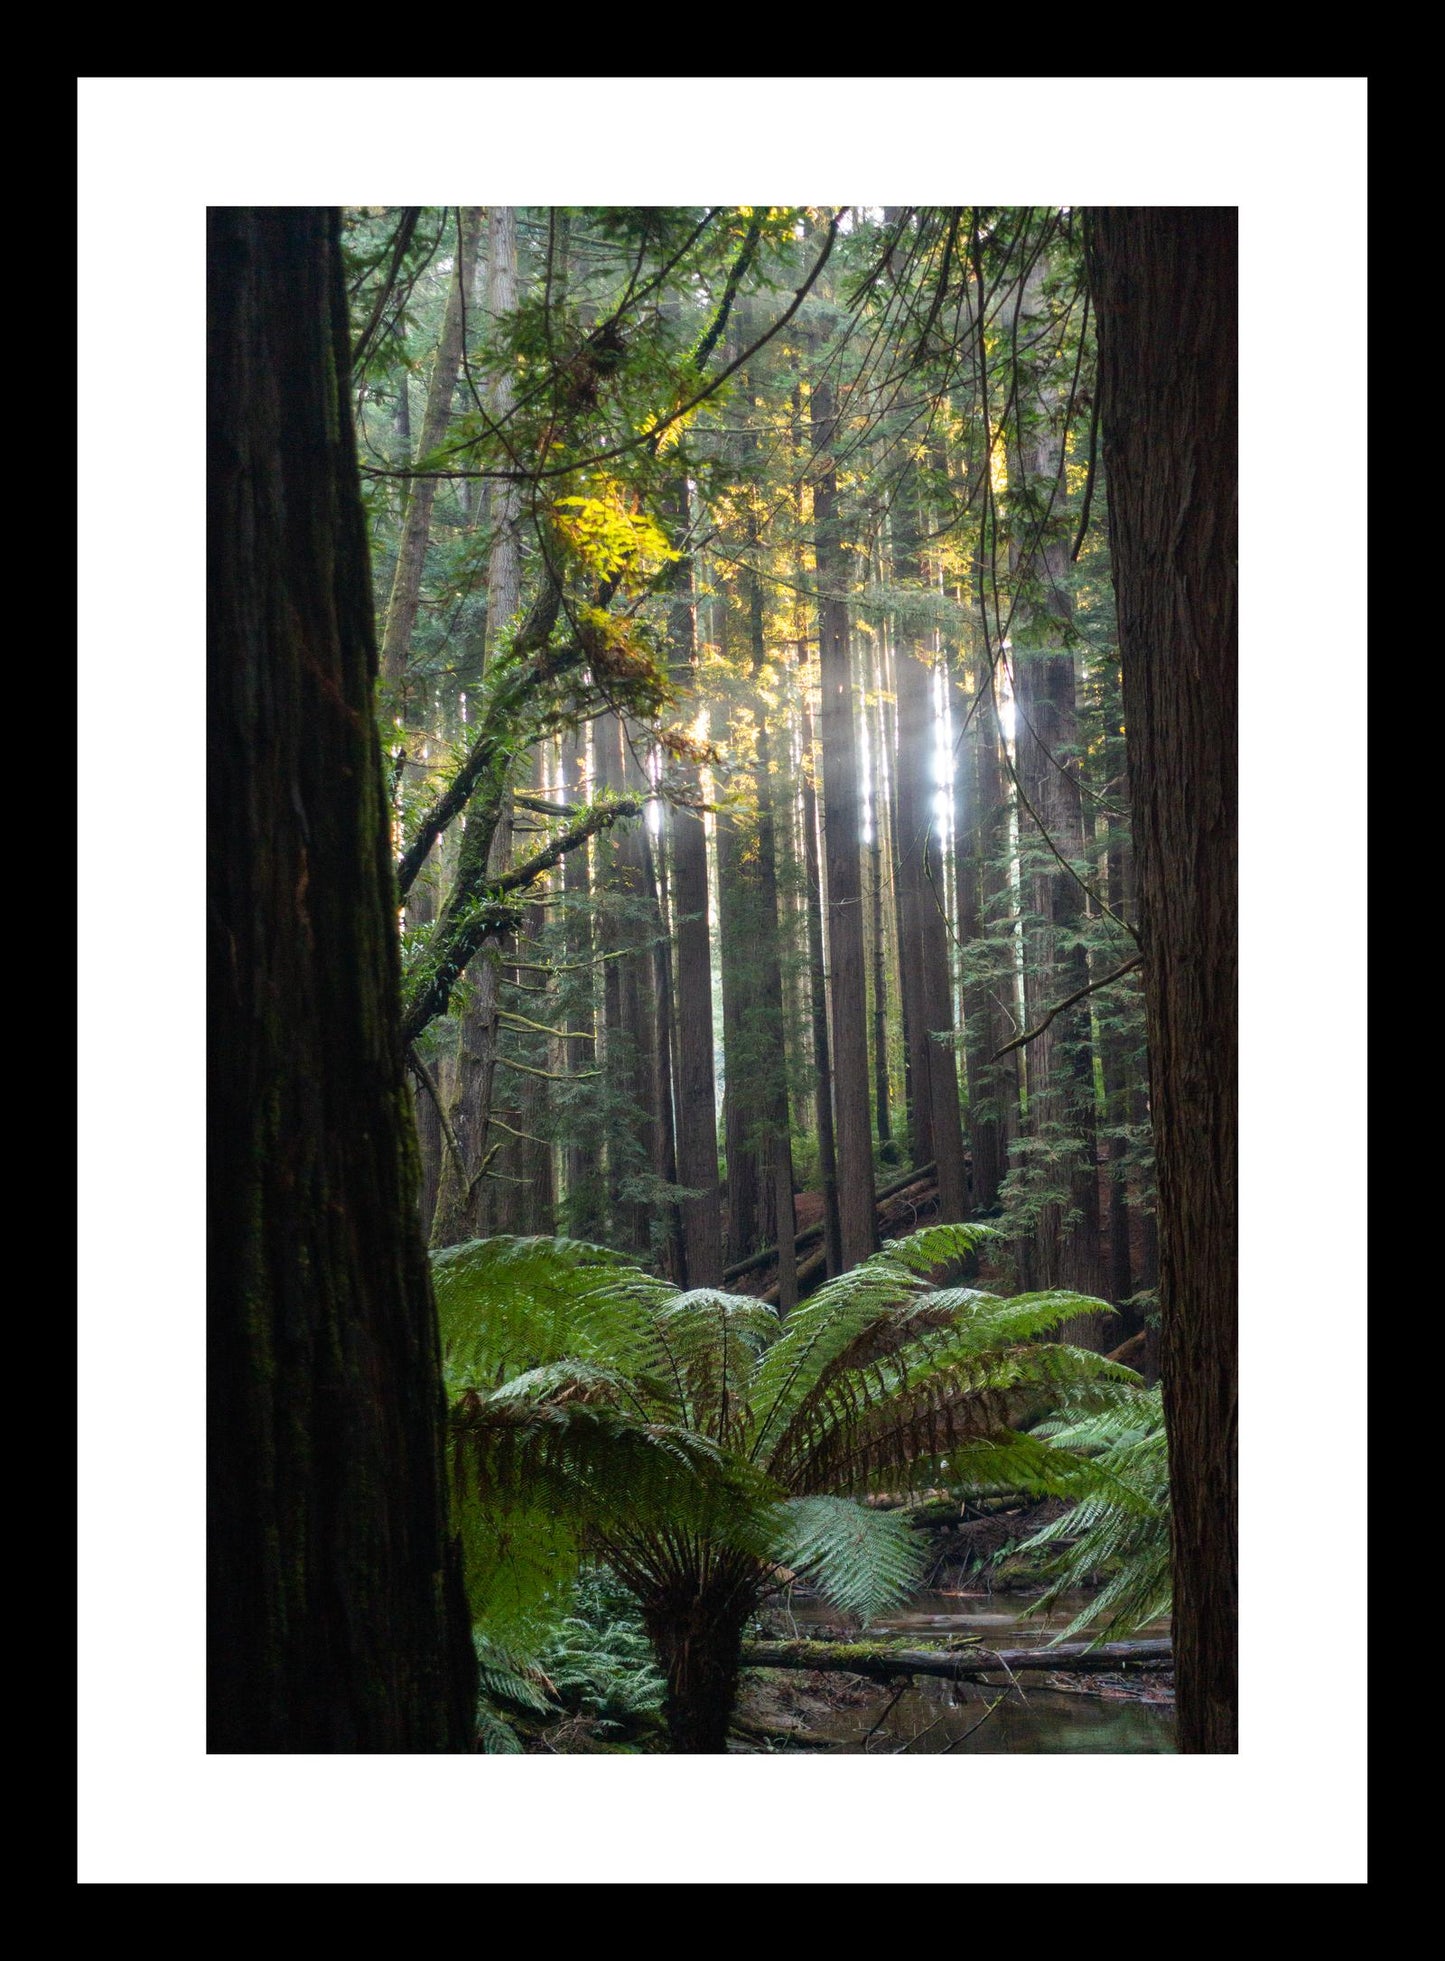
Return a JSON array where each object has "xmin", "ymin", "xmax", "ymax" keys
[{"xmin": 641, "ymin": 1586, "xmax": 753, "ymax": 1755}]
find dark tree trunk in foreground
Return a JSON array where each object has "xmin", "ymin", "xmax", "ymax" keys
[
  {"xmin": 208, "ymin": 208, "xmax": 475, "ymax": 1752},
  {"xmin": 1088, "ymin": 206, "xmax": 1238, "ymax": 1755}
]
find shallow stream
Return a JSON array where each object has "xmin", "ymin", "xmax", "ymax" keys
[{"xmin": 772, "ymin": 1588, "xmax": 1175, "ymax": 1753}]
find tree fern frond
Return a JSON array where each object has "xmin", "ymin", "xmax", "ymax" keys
[
  {"xmin": 1017, "ymin": 1387, "xmax": 1172, "ymax": 1645},
  {"xmin": 650, "ymin": 1289, "xmax": 780, "ymax": 1444},
  {"xmin": 432, "ymin": 1234, "xmax": 672, "ymax": 1391},
  {"xmin": 868, "ymin": 1220, "xmax": 1001, "ymax": 1274},
  {"xmin": 767, "ymin": 1494, "xmax": 928, "ymax": 1626},
  {"xmin": 769, "ymin": 1326, "xmax": 1134, "ymax": 1494},
  {"xmin": 473, "ymin": 1632, "xmax": 557, "ymax": 1714},
  {"xmin": 477, "ymin": 1707, "xmax": 526, "ymax": 1754}
]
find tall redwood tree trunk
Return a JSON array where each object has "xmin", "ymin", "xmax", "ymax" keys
[
  {"xmin": 1088, "ymin": 206, "xmax": 1238, "ymax": 1755},
  {"xmin": 208, "ymin": 207, "xmax": 475, "ymax": 1752},
  {"xmin": 812, "ymin": 376, "xmax": 877, "ymax": 1266}
]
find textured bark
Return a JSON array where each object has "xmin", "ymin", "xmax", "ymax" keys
[
  {"xmin": 890, "ymin": 522, "xmax": 968, "ymax": 1224},
  {"xmin": 207, "ymin": 207, "xmax": 474, "ymax": 1752},
  {"xmin": 378, "ymin": 207, "xmax": 482, "ymax": 706},
  {"xmin": 1089, "ymin": 206, "xmax": 1238, "ymax": 1755},
  {"xmin": 1099, "ymin": 801, "xmax": 1138, "ymax": 1315},
  {"xmin": 868, "ymin": 638, "xmax": 892, "ymax": 1146},
  {"xmin": 799, "ymin": 649, "xmax": 843, "ymax": 1275},
  {"xmin": 959, "ymin": 647, "xmax": 1019, "ymax": 1211},
  {"xmin": 812, "ymin": 375, "xmax": 877, "ymax": 1266},
  {"xmin": 641, "ymin": 1584, "xmax": 754, "ymax": 1754}
]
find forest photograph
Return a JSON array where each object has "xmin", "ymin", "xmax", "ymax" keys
[{"xmin": 81, "ymin": 78, "xmax": 1365, "ymax": 1887}]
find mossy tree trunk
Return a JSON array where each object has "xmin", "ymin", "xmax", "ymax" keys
[{"xmin": 207, "ymin": 206, "xmax": 475, "ymax": 1752}]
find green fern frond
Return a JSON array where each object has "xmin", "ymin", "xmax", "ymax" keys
[
  {"xmin": 765, "ymin": 1313, "xmax": 1132, "ymax": 1494},
  {"xmin": 1017, "ymin": 1387, "xmax": 1172, "ymax": 1645},
  {"xmin": 476, "ymin": 1707, "xmax": 526, "ymax": 1754},
  {"xmin": 649, "ymin": 1289, "xmax": 780, "ymax": 1444},
  {"xmin": 473, "ymin": 1632, "xmax": 557, "ymax": 1714},
  {"xmin": 767, "ymin": 1494, "xmax": 928, "ymax": 1626},
  {"xmin": 867, "ymin": 1220, "xmax": 1001, "ymax": 1274},
  {"xmin": 433, "ymin": 1234, "xmax": 672, "ymax": 1391}
]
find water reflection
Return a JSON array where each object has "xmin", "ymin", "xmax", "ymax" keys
[{"xmin": 775, "ymin": 1589, "xmax": 1176, "ymax": 1754}]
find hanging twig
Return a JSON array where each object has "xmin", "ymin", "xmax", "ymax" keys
[
  {"xmin": 990, "ymin": 954, "xmax": 1144, "ymax": 1060},
  {"xmin": 938, "ymin": 1690, "xmax": 1009, "ymax": 1753}
]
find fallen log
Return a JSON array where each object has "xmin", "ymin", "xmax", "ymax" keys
[
  {"xmin": 724, "ymin": 1162, "xmax": 940, "ymax": 1285},
  {"xmin": 740, "ymin": 1637, "xmax": 1171, "ymax": 1684}
]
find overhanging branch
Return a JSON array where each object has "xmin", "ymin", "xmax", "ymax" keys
[
  {"xmin": 990, "ymin": 955, "xmax": 1143, "ymax": 1061},
  {"xmin": 400, "ymin": 796, "xmax": 643, "ymax": 1044}
]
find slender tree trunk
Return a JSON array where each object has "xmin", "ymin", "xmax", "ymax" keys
[
  {"xmin": 1089, "ymin": 205, "xmax": 1238, "ymax": 1755},
  {"xmin": 884, "ymin": 628, "xmax": 918, "ymax": 1146},
  {"xmin": 433, "ymin": 207, "xmax": 523, "ymax": 1246},
  {"xmin": 664, "ymin": 486, "xmax": 725, "ymax": 1285},
  {"xmin": 869, "ymin": 687, "xmax": 891, "ymax": 1149},
  {"xmin": 812, "ymin": 376, "xmax": 877, "ymax": 1266},
  {"xmin": 378, "ymin": 207, "xmax": 482, "ymax": 710},
  {"xmin": 799, "ymin": 651, "xmax": 843, "ymax": 1274},
  {"xmin": 966, "ymin": 637, "xmax": 1020, "ymax": 1212},
  {"xmin": 595, "ymin": 711, "xmax": 653, "ymax": 1255},
  {"xmin": 717, "ymin": 797, "xmax": 763, "ymax": 1265},
  {"xmin": 208, "ymin": 206, "xmax": 474, "ymax": 1752},
  {"xmin": 746, "ymin": 526, "xmax": 798, "ymax": 1313},
  {"xmin": 558, "ymin": 728, "xmax": 605, "ymax": 1238},
  {"xmin": 642, "ymin": 811, "xmax": 684, "ymax": 1279},
  {"xmin": 406, "ymin": 855, "xmax": 444, "ymax": 1240},
  {"xmin": 891, "ymin": 494, "xmax": 969, "ymax": 1222},
  {"xmin": 1007, "ymin": 289, "xmax": 1103, "ymax": 1296}
]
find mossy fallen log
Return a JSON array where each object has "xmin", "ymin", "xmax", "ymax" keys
[{"xmin": 740, "ymin": 1637, "xmax": 1171, "ymax": 1683}]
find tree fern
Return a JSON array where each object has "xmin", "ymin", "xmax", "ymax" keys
[{"xmin": 432, "ymin": 1229, "xmax": 1145, "ymax": 1750}]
